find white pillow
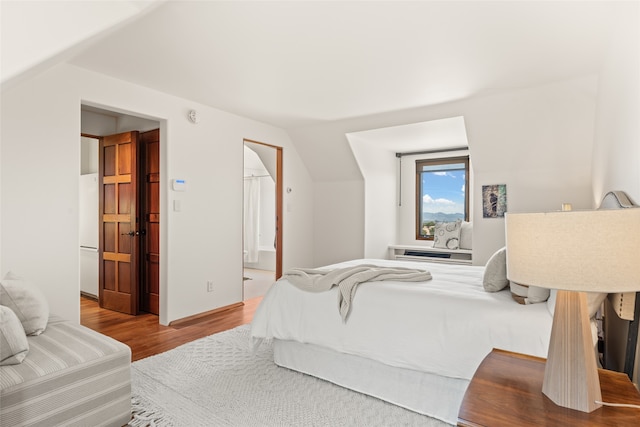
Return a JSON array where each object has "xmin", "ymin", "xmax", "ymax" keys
[
  {"xmin": 433, "ymin": 220, "xmax": 462, "ymax": 250},
  {"xmin": 546, "ymin": 290, "xmax": 606, "ymax": 319},
  {"xmin": 0, "ymin": 305, "xmax": 29, "ymax": 365},
  {"xmin": 483, "ymin": 247, "xmax": 509, "ymax": 292},
  {"xmin": 586, "ymin": 293, "xmax": 608, "ymax": 318},
  {"xmin": 546, "ymin": 289, "xmax": 557, "ymax": 316},
  {"xmin": 459, "ymin": 221, "xmax": 473, "ymax": 250},
  {"xmin": 510, "ymin": 281, "xmax": 550, "ymax": 305},
  {"xmin": 0, "ymin": 279, "xmax": 49, "ymax": 336}
]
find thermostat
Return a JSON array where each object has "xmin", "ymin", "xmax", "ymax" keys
[{"xmin": 172, "ymin": 179, "xmax": 187, "ymax": 192}]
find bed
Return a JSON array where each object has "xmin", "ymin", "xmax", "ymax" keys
[
  {"xmin": 251, "ymin": 191, "xmax": 640, "ymax": 425},
  {"xmin": 251, "ymin": 258, "xmax": 554, "ymax": 424}
]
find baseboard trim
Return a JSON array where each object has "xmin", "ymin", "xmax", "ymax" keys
[
  {"xmin": 169, "ymin": 302, "xmax": 245, "ymax": 327},
  {"xmin": 80, "ymin": 291, "xmax": 98, "ymax": 302}
]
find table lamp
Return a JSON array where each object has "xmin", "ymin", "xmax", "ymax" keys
[{"xmin": 505, "ymin": 208, "xmax": 640, "ymax": 413}]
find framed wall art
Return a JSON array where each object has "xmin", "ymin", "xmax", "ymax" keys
[{"xmin": 482, "ymin": 184, "xmax": 507, "ymax": 218}]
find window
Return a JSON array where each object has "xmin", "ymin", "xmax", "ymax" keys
[{"xmin": 416, "ymin": 156, "xmax": 469, "ymax": 240}]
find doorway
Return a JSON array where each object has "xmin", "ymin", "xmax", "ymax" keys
[
  {"xmin": 80, "ymin": 106, "xmax": 160, "ymax": 316},
  {"xmin": 243, "ymin": 139, "xmax": 283, "ymax": 300}
]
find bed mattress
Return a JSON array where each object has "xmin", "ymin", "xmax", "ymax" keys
[{"xmin": 252, "ymin": 258, "xmax": 553, "ymax": 381}]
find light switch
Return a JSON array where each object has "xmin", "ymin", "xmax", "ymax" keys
[{"xmin": 174, "ymin": 200, "xmax": 181, "ymax": 212}]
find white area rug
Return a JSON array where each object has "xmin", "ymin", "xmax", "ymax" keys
[{"xmin": 129, "ymin": 325, "xmax": 449, "ymax": 426}]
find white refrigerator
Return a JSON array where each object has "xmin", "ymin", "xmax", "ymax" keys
[{"xmin": 79, "ymin": 173, "xmax": 99, "ymax": 297}]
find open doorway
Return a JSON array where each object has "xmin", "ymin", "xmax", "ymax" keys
[
  {"xmin": 243, "ymin": 139, "xmax": 283, "ymax": 300},
  {"xmin": 80, "ymin": 105, "xmax": 161, "ymax": 316}
]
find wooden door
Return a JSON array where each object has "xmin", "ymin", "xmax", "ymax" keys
[
  {"xmin": 99, "ymin": 131, "xmax": 140, "ymax": 315},
  {"xmin": 140, "ymin": 129, "xmax": 160, "ymax": 314}
]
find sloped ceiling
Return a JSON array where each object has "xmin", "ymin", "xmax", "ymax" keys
[
  {"xmin": 347, "ymin": 116, "xmax": 469, "ymax": 156},
  {"xmin": 2, "ymin": 1, "xmax": 634, "ymax": 182},
  {"xmin": 56, "ymin": 0, "xmax": 621, "ymax": 129},
  {"xmin": 0, "ymin": 0, "xmax": 162, "ymax": 88}
]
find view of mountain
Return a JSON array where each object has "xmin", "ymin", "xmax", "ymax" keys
[{"xmin": 422, "ymin": 212, "xmax": 464, "ymax": 222}]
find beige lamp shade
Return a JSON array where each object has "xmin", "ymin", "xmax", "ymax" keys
[{"xmin": 505, "ymin": 208, "xmax": 640, "ymax": 293}]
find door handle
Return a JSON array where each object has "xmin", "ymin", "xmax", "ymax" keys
[{"xmin": 120, "ymin": 230, "xmax": 147, "ymax": 236}]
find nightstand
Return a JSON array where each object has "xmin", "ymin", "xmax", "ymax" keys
[{"xmin": 458, "ymin": 348, "xmax": 640, "ymax": 426}]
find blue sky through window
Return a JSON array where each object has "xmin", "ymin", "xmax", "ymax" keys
[{"xmin": 421, "ymin": 165, "xmax": 465, "ymax": 221}]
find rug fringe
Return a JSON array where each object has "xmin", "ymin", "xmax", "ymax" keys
[{"xmin": 129, "ymin": 396, "xmax": 171, "ymax": 427}]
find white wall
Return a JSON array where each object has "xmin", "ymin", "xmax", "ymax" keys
[
  {"xmin": 347, "ymin": 135, "xmax": 396, "ymax": 260},
  {"xmin": 465, "ymin": 75, "xmax": 597, "ymax": 264},
  {"xmin": 313, "ymin": 180, "xmax": 365, "ymax": 267},
  {"xmin": 592, "ymin": 6, "xmax": 640, "ymax": 205},
  {"xmin": 590, "ymin": 2, "xmax": 640, "ymax": 386},
  {"xmin": 291, "ymin": 75, "xmax": 598, "ymax": 266},
  {"xmin": 1, "ymin": 63, "xmax": 314, "ymax": 324},
  {"xmin": 81, "ymin": 110, "xmax": 116, "ymax": 136}
]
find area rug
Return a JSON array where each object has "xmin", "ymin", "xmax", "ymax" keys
[{"xmin": 129, "ymin": 325, "xmax": 448, "ymax": 426}]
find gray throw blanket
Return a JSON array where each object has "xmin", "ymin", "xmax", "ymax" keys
[{"xmin": 282, "ymin": 264, "xmax": 432, "ymax": 321}]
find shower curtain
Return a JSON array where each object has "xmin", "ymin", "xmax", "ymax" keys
[{"xmin": 244, "ymin": 177, "xmax": 260, "ymax": 263}]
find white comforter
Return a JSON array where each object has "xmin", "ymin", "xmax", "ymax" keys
[{"xmin": 251, "ymin": 258, "xmax": 553, "ymax": 380}]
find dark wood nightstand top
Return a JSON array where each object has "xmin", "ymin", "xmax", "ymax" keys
[{"xmin": 457, "ymin": 348, "xmax": 640, "ymax": 427}]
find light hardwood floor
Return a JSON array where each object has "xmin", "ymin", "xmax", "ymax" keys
[
  {"xmin": 243, "ymin": 268, "xmax": 276, "ymax": 300},
  {"xmin": 80, "ymin": 296, "xmax": 262, "ymax": 361}
]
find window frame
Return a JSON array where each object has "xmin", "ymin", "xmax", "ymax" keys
[{"xmin": 415, "ymin": 156, "xmax": 470, "ymax": 240}]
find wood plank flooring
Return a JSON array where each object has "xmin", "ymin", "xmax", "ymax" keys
[{"xmin": 80, "ymin": 296, "xmax": 262, "ymax": 361}]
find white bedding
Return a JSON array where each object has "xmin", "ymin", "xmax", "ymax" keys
[{"xmin": 251, "ymin": 258, "xmax": 553, "ymax": 381}]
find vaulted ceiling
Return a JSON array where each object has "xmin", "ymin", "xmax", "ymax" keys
[{"xmin": 2, "ymin": 1, "xmax": 627, "ymax": 130}]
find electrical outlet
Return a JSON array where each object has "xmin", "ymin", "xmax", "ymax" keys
[{"xmin": 207, "ymin": 281, "xmax": 214, "ymax": 292}]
